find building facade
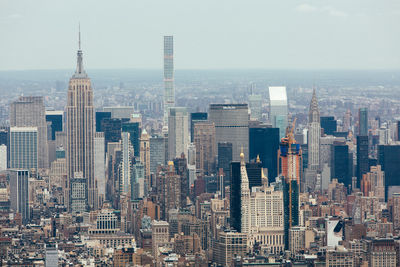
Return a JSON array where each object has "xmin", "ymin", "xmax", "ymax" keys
[
  {"xmin": 168, "ymin": 107, "xmax": 189, "ymax": 160},
  {"xmin": 66, "ymin": 38, "xmax": 96, "ymax": 210},
  {"xmin": 209, "ymin": 104, "xmax": 249, "ymax": 162},
  {"xmin": 9, "ymin": 127, "xmax": 38, "ymax": 171}
]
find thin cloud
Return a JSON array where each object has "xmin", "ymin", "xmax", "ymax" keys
[
  {"xmin": 296, "ymin": 3, "xmax": 318, "ymax": 13},
  {"xmin": 296, "ymin": 4, "xmax": 347, "ymax": 18}
]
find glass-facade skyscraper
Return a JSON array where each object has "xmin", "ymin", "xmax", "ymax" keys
[
  {"xmin": 269, "ymin": 86, "xmax": 288, "ymax": 140},
  {"xmin": 359, "ymin": 107, "xmax": 368, "ymax": 136},
  {"xmin": 249, "ymin": 126, "xmax": 279, "ymax": 184},
  {"xmin": 209, "ymin": 104, "xmax": 249, "ymax": 162},
  {"xmin": 9, "ymin": 127, "xmax": 38, "ymax": 171},
  {"xmin": 320, "ymin": 116, "xmax": 337, "ymax": 136}
]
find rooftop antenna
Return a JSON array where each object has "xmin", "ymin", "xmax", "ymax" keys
[{"xmin": 78, "ymin": 23, "xmax": 81, "ymax": 50}]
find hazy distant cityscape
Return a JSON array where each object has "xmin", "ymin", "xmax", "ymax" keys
[{"xmin": 1, "ymin": 1, "xmax": 400, "ymax": 266}]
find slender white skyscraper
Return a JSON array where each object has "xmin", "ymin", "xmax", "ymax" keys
[
  {"xmin": 66, "ymin": 29, "xmax": 96, "ymax": 210},
  {"xmin": 163, "ymin": 36, "xmax": 175, "ymax": 126},
  {"xmin": 269, "ymin": 86, "xmax": 288, "ymax": 140},
  {"xmin": 94, "ymin": 132, "xmax": 105, "ymax": 206},
  {"xmin": 168, "ymin": 107, "xmax": 188, "ymax": 160},
  {"xmin": 308, "ymin": 89, "xmax": 320, "ymax": 171}
]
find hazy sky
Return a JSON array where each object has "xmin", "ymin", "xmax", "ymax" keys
[{"xmin": 1, "ymin": 0, "xmax": 400, "ymax": 70}]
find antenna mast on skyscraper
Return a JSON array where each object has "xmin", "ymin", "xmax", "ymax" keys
[{"xmin": 78, "ymin": 23, "xmax": 81, "ymax": 50}]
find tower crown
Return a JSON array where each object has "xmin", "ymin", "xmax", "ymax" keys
[
  {"xmin": 309, "ymin": 88, "xmax": 320, "ymax": 123},
  {"xmin": 73, "ymin": 25, "xmax": 88, "ymax": 79}
]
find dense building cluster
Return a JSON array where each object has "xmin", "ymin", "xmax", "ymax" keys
[{"xmin": 0, "ymin": 35, "xmax": 400, "ymax": 267}]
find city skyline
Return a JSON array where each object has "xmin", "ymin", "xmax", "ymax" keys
[{"xmin": 1, "ymin": 2, "xmax": 400, "ymax": 266}]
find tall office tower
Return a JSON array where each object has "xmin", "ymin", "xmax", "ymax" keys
[
  {"xmin": 9, "ymin": 127, "xmax": 38, "ymax": 171},
  {"xmin": 173, "ymin": 155, "xmax": 188, "ymax": 207},
  {"xmin": 140, "ymin": 129, "xmax": 150, "ymax": 189},
  {"xmin": 193, "ymin": 122, "xmax": 216, "ymax": 175},
  {"xmin": 209, "ymin": 104, "xmax": 249, "ymax": 162},
  {"xmin": 121, "ymin": 132, "xmax": 133, "ymax": 194},
  {"xmin": 218, "ymin": 142, "xmax": 232, "ymax": 179},
  {"xmin": 0, "ymin": 144, "xmax": 7, "ymax": 171},
  {"xmin": 278, "ymin": 123, "xmax": 301, "ymax": 249},
  {"xmin": 122, "ymin": 122, "xmax": 140, "ymax": 157},
  {"xmin": 49, "ymin": 154, "xmax": 66, "ymax": 189},
  {"xmin": 45, "ymin": 111, "xmax": 63, "ymax": 141},
  {"xmin": 150, "ymin": 135, "xmax": 166, "ymax": 173},
  {"xmin": 160, "ymin": 162, "xmax": 181, "ymax": 218},
  {"xmin": 361, "ymin": 165, "xmax": 385, "ymax": 202},
  {"xmin": 343, "ymin": 109, "xmax": 351, "ymax": 132},
  {"xmin": 378, "ymin": 145, "xmax": 400, "ymax": 200},
  {"xmin": 249, "ymin": 125, "xmax": 280, "ymax": 184},
  {"xmin": 213, "ymin": 231, "xmax": 248, "ymax": 267},
  {"xmin": 368, "ymin": 239, "xmax": 397, "ymax": 267},
  {"xmin": 168, "ymin": 107, "xmax": 189, "ymax": 160},
  {"xmin": 390, "ymin": 193, "xmax": 400, "ymax": 230},
  {"xmin": 307, "ymin": 89, "xmax": 320, "ymax": 171},
  {"xmin": 278, "ymin": 122, "xmax": 303, "ymax": 185},
  {"xmin": 9, "ymin": 170, "xmax": 29, "ymax": 223},
  {"xmin": 248, "ymin": 93, "xmax": 263, "ymax": 121},
  {"xmin": 331, "ymin": 141, "xmax": 352, "ymax": 189},
  {"xmin": 359, "ymin": 107, "xmax": 368, "ymax": 136},
  {"xmin": 131, "ymin": 161, "xmax": 145, "ymax": 200},
  {"xmin": 269, "ymin": 86, "xmax": 288, "ymax": 140},
  {"xmin": 190, "ymin": 112, "xmax": 207, "ymax": 142},
  {"xmin": 10, "ymin": 96, "xmax": 49, "ymax": 168},
  {"xmin": 152, "ymin": 220, "xmax": 170, "ymax": 257},
  {"xmin": 163, "ymin": 36, "xmax": 174, "ymax": 126},
  {"xmin": 230, "ymin": 158, "xmax": 262, "ymax": 232},
  {"xmin": 356, "ymin": 135, "xmax": 369, "ymax": 189},
  {"xmin": 101, "ymin": 118, "xmax": 123, "ymax": 151},
  {"xmin": 66, "ymin": 34, "xmax": 96, "ymax": 210},
  {"xmin": 94, "ymin": 132, "xmax": 105, "ymax": 206},
  {"xmin": 320, "ymin": 116, "xmax": 337, "ymax": 136},
  {"xmin": 239, "ymin": 150, "xmax": 250, "ymax": 234},
  {"xmin": 95, "ymin": 111, "xmax": 111, "ymax": 132}
]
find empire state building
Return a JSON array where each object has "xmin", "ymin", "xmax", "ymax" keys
[{"xmin": 65, "ymin": 31, "xmax": 96, "ymax": 211}]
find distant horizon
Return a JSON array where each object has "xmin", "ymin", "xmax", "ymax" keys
[{"xmin": 1, "ymin": 67, "xmax": 400, "ymax": 72}]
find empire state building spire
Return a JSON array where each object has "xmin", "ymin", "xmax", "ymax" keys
[
  {"xmin": 74, "ymin": 25, "xmax": 87, "ymax": 78},
  {"xmin": 66, "ymin": 26, "xmax": 96, "ymax": 212}
]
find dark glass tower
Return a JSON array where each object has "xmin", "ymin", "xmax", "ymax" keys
[
  {"xmin": 249, "ymin": 127, "xmax": 279, "ymax": 184},
  {"xmin": 358, "ymin": 108, "xmax": 368, "ymax": 136},
  {"xmin": 331, "ymin": 142, "xmax": 352, "ymax": 188},
  {"xmin": 378, "ymin": 145, "xmax": 400, "ymax": 200},
  {"xmin": 356, "ymin": 135, "xmax": 369, "ymax": 188},
  {"xmin": 190, "ymin": 112, "xmax": 207, "ymax": 142},
  {"xmin": 95, "ymin": 111, "xmax": 111, "ymax": 132},
  {"xmin": 283, "ymin": 179, "xmax": 299, "ymax": 250},
  {"xmin": 230, "ymin": 161, "xmax": 262, "ymax": 232},
  {"xmin": 122, "ymin": 122, "xmax": 141, "ymax": 157},
  {"xmin": 46, "ymin": 112, "xmax": 63, "ymax": 141},
  {"xmin": 320, "ymin": 116, "xmax": 337, "ymax": 135},
  {"xmin": 218, "ymin": 142, "xmax": 232, "ymax": 180}
]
